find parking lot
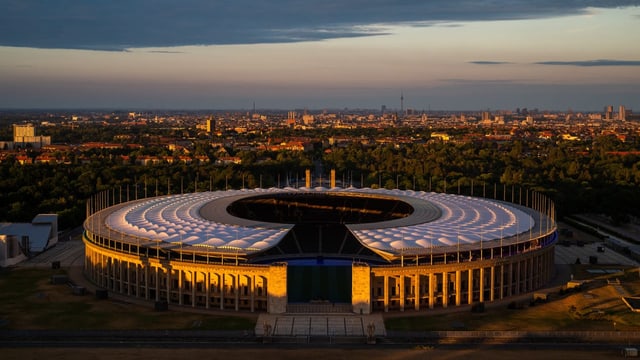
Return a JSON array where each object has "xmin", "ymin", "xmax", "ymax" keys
[{"xmin": 555, "ymin": 241, "xmax": 639, "ymax": 266}]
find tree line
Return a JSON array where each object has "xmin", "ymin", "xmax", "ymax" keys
[{"xmin": 1, "ymin": 129, "xmax": 639, "ymax": 230}]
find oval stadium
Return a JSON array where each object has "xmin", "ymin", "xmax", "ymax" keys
[{"xmin": 83, "ymin": 185, "xmax": 557, "ymax": 314}]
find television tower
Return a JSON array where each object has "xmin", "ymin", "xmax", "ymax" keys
[{"xmin": 400, "ymin": 91, "xmax": 404, "ymax": 116}]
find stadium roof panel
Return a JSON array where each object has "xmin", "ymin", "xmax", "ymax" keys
[{"xmin": 102, "ymin": 188, "xmax": 536, "ymax": 255}]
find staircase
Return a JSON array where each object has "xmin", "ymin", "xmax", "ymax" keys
[{"xmin": 286, "ymin": 302, "xmax": 352, "ymax": 314}]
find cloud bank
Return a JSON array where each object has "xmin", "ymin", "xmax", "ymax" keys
[
  {"xmin": 469, "ymin": 61, "xmax": 513, "ymax": 65},
  {"xmin": 536, "ymin": 59, "xmax": 640, "ymax": 66},
  {"xmin": 1, "ymin": 0, "xmax": 638, "ymax": 50}
]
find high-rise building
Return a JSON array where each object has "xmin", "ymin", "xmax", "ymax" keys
[
  {"xmin": 605, "ymin": 105, "xmax": 614, "ymax": 120},
  {"xmin": 12, "ymin": 124, "xmax": 51, "ymax": 149},
  {"xmin": 206, "ymin": 118, "xmax": 215, "ymax": 133},
  {"xmin": 619, "ymin": 105, "xmax": 626, "ymax": 121},
  {"xmin": 13, "ymin": 124, "xmax": 35, "ymax": 139},
  {"xmin": 287, "ymin": 111, "xmax": 296, "ymax": 126}
]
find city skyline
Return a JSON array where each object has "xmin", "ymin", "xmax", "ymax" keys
[{"xmin": 1, "ymin": 1, "xmax": 639, "ymax": 111}]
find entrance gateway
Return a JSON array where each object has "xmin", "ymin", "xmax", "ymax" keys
[
  {"xmin": 287, "ymin": 260, "xmax": 352, "ymax": 304},
  {"xmin": 227, "ymin": 193, "xmax": 413, "ymax": 312}
]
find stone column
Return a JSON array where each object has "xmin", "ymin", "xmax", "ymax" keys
[
  {"xmin": 119, "ymin": 260, "xmax": 125, "ymax": 294},
  {"xmin": 178, "ymin": 269, "xmax": 183, "ymax": 305},
  {"xmin": 155, "ymin": 267, "xmax": 160, "ymax": 301},
  {"xmin": 84, "ymin": 250, "xmax": 89, "ymax": 277},
  {"xmin": 103, "ymin": 254, "xmax": 108, "ymax": 288},
  {"xmin": 250, "ymin": 275, "xmax": 255, "ymax": 313},
  {"xmin": 106, "ymin": 258, "xmax": 111, "ymax": 290},
  {"xmin": 135, "ymin": 264, "xmax": 140, "ymax": 298},
  {"xmin": 111, "ymin": 258, "xmax": 116, "ymax": 291},
  {"xmin": 192, "ymin": 271, "xmax": 197, "ymax": 307},
  {"xmin": 99, "ymin": 254, "xmax": 103, "ymax": 287},
  {"xmin": 528, "ymin": 257, "xmax": 534, "ymax": 291},
  {"xmin": 86, "ymin": 250, "xmax": 92, "ymax": 280},
  {"xmin": 507, "ymin": 262, "xmax": 513, "ymax": 297},
  {"xmin": 414, "ymin": 273, "xmax": 421, "ymax": 311},
  {"xmin": 467, "ymin": 269, "xmax": 473, "ymax": 304},
  {"xmin": 206, "ymin": 272, "xmax": 211, "ymax": 309},
  {"xmin": 105, "ymin": 255, "xmax": 110, "ymax": 288},
  {"xmin": 90, "ymin": 247, "xmax": 98, "ymax": 283},
  {"xmin": 267, "ymin": 263, "xmax": 287, "ymax": 314},
  {"xmin": 516, "ymin": 261, "xmax": 521, "ymax": 295},
  {"xmin": 144, "ymin": 265, "xmax": 150, "ymax": 300},
  {"xmin": 90, "ymin": 251, "xmax": 95, "ymax": 281},
  {"xmin": 352, "ymin": 263, "xmax": 371, "ymax": 314},
  {"xmin": 428, "ymin": 273, "xmax": 435, "ymax": 309},
  {"xmin": 442, "ymin": 272, "xmax": 448, "ymax": 308},
  {"xmin": 383, "ymin": 275, "xmax": 389, "ymax": 312},
  {"xmin": 537, "ymin": 255, "xmax": 541, "ymax": 288},
  {"xmin": 490, "ymin": 266, "xmax": 495, "ymax": 302},
  {"xmin": 399, "ymin": 275, "xmax": 405, "ymax": 311},
  {"xmin": 91, "ymin": 251, "xmax": 96, "ymax": 277},
  {"xmin": 499, "ymin": 264, "xmax": 504, "ymax": 300},
  {"xmin": 166, "ymin": 268, "xmax": 171, "ymax": 303},
  {"xmin": 220, "ymin": 273, "xmax": 225, "ymax": 310},
  {"xmin": 127, "ymin": 262, "xmax": 131, "ymax": 296},
  {"xmin": 235, "ymin": 274, "xmax": 240, "ymax": 311},
  {"xmin": 97, "ymin": 253, "xmax": 101, "ymax": 286},
  {"xmin": 108, "ymin": 256, "xmax": 112, "ymax": 289},
  {"xmin": 479, "ymin": 267, "xmax": 485, "ymax": 302},
  {"xmin": 455, "ymin": 270, "xmax": 461, "ymax": 306}
]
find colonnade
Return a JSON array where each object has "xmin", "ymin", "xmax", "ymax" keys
[
  {"xmin": 85, "ymin": 235, "xmax": 555, "ymax": 314},
  {"xmin": 83, "ymin": 240, "xmax": 285, "ymax": 312},
  {"xmin": 370, "ymin": 245, "xmax": 555, "ymax": 312}
]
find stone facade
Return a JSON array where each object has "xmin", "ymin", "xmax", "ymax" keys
[{"xmin": 84, "ymin": 233, "xmax": 555, "ymax": 314}]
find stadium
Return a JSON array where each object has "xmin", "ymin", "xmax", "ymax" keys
[{"xmin": 83, "ymin": 179, "xmax": 557, "ymax": 314}]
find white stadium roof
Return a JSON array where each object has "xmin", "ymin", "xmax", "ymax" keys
[{"xmin": 101, "ymin": 188, "xmax": 535, "ymax": 254}]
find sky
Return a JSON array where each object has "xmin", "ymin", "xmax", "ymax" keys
[{"xmin": 0, "ymin": 1, "xmax": 639, "ymax": 111}]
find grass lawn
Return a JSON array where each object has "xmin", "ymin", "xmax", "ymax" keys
[
  {"xmin": 2, "ymin": 265, "xmax": 640, "ymax": 332},
  {"xmin": 0, "ymin": 267, "xmax": 256, "ymax": 330},
  {"xmin": 386, "ymin": 266, "xmax": 640, "ymax": 332}
]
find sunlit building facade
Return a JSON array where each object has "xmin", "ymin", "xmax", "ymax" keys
[{"xmin": 12, "ymin": 124, "xmax": 51, "ymax": 149}]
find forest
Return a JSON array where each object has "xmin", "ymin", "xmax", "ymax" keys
[{"xmin": 1, "ymin": 124, "xmax": 639, "ymax": 230}]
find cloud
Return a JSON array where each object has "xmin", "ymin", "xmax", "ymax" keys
[
  {"xmin": 0, "ymin": 1, "xmax": 638, "ymax": 50},
  {"xmin": 439, "ymin": 78, "xmax": 520, "ymax": 85},
  {"xmin": 146, "ymin": 50, "xmax": 186, "ymax": 54},
  {"xmin": 469, "ymin": 61, "xmax": 513, "ymax": 65},
  {"xmin": 535, "ymin": 59, "xmax": 640, "ymax": 66}
]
